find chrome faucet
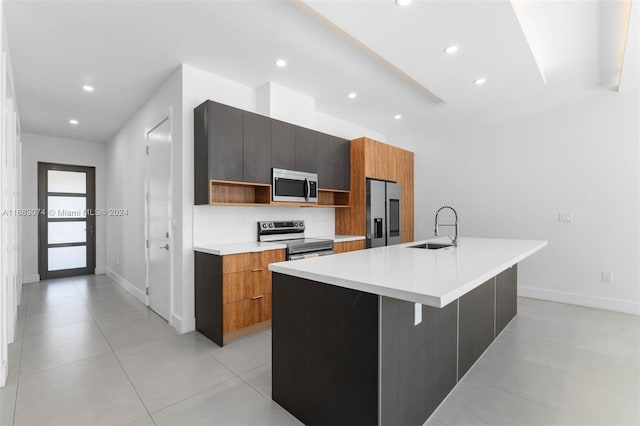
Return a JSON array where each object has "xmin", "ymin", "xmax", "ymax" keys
[{"xmin": 434, "ymin": 206, "xmax": 460, "ymax": 247}]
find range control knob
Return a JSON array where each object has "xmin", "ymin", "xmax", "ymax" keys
[
  {"xmin": 261, "ymin": 223, "xmax": 267, "ymax": 228},
  {"xmin": 268, "ymin": 223, "xmax": 273, "ymax": 228}
]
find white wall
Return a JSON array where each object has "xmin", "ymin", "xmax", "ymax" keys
[
  {"xmin": 181, "ymin": 64, "xmax": 387, "ymax": 332},
  {"xmin": 405, "ymin": 90, "xmax": 640, "ymax": 314},
  {"xmin": 105, "ymin": 67, "xmax": 182, "ymax": 316},
  {"xmin": 21, "ymin": 133, "xmax": 107, "ymax": 283},
  {"xmin": 1, "ymin": 0, "xmax": 22, "ymax": 387}
]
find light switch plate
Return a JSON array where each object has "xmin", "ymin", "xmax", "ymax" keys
[{"xmin": 558, "ymin": 213, "xmax": 572, "ymax": 223}]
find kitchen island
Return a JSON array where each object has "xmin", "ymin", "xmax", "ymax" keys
[{"xmin": 268, "ymin": 237, "xmax": 547, "ymax": 426}]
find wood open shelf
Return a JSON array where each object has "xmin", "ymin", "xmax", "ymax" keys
[
  {"xmin": 209, "ymin": 180, "xmax": 350, "ymax": 208},
  {"xmin": 210, "ymin": 180, "xmax": 271, "ymax": 205},
  {"xmin": 318, "ymin": 188, "xmax": 350, "ymax": 208}
]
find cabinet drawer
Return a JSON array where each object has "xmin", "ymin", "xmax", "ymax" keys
[
  {"xmin": 243, "ymin": 293, "xmax": 272, "ymax": 327},
  {"xmin": 222, "ymin": 249, "xmax": 286, "ymax": 274},
  {"xmin": 245, "ymin": 269, "xmax": 272, "ymax": 298},
  {"xmin": 223, "ymin": 300, "xmax": 245, "ymax": 334},
  {"xmin": 223, "ymin": 269, "xmax": 272, "ymax": 304},
  {"xmin": 334, "ymin": 240, "xmax": 366, "ymax": 254},
  {"xmin": 247, "ymin": 250, "xmax": 286, "ymax": 270},
  {"xmin": 222, "ymin": 272, "xmax": 245, "ymax": 304}
]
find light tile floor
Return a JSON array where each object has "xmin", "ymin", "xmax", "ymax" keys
[{"xmin": 2, "ymin": 276, "xmax": 638, "ymax": 425}]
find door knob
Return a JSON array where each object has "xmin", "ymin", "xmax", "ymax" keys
[{"xmin": 160, "ymin": 244, "xmax": 169, "ymax": 250}]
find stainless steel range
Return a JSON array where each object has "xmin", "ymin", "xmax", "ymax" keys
[{"xmin": 257, "ymin": 220, "xmax": 333, "ymax": 261}]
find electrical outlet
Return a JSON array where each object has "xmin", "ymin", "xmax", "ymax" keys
[
  {"xmin": 601, "ymin": 272, "xmax": 612, "ymax": 283},
  {"xmin": 116, "ymin": 258, "xmax": 120, "ymax": 265},
  {"xmin": 558, "ymin": 213, "xmax": 572, "ymax": 223}
]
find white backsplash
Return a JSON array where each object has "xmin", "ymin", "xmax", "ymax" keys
[{"xmin": 193, "ymin": 205, "xmax": 336, "ymax": 246}]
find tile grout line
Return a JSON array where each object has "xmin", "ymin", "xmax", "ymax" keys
[
  {"xmin": 73, "ymin": 280, "xmax": 157, "ymax": 425},
  {"xmin": 235, "ymin": 360, "xmax": 272, "ymax": 401},
  {"xmin": 463, "ymin": 375, "xmax": 594, "ymax": 424},
  {"xmin": 12, "ymin": 283, "xmax": 32, "ymax": 426}
]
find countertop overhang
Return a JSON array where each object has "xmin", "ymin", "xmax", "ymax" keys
[{"xmin": 269, "ymin": 237, "xmax": 547, "ymax": 307}]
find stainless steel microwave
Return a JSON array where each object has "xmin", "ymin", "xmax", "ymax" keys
[{"xmin": 272, "ymin": 168, "xmax": 318, "ymax": 203}]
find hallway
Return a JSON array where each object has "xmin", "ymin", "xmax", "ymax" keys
[{"xmin": 1, "ymin": 275, "xmax": 298, "ymax": 425}]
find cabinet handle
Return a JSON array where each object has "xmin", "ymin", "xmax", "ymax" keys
[
  {"xmin": 251, "ymin": 295, "xmax": 265, "ymax": 300},
  {"xmin": 251, "ymin": 268, "xmax": 264, "ymax": 272}
]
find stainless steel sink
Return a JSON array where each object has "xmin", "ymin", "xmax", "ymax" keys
[{"xmin": 408, "ymin": 242, "xmax": 453, "ymax": 250}]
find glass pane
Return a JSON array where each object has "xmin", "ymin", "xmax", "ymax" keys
[
  {"xmin": 48, "ymin": 246, "xmax": 86, "ymax": 271},
  {"xmin": 48, "ymin": 196, "xmax": 86, "ymax": 218},
  {"xmin": 48, "ymin": 170, "xmax": 86, "ymax": 193},
  {"xmin": 48, "ymin": 222, "xmax": 86, "ymax": 244}
]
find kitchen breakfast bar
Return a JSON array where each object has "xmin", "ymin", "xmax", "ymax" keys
[{"xmin": 268, "ymin": 237, "xmax": 547, "ymax": 426}]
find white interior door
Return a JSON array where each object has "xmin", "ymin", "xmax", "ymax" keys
[{"xmin": 146, "ymin": 117, "xmax": 172, "ymax": 321}]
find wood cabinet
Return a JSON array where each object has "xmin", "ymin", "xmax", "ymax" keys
[
  {"xmin": 195, "ymin": 249, "xmax": 285, "ymax": 346},
  {"xmin": 336, "ymin": 137, "xmax": 414, "ymax": 242},
  {"xmin": 243, "ymin": 111, "xmax": 271, "ymax": 184},
  {"xmin": 194, "ymin": 100, "xmax": 351, "ymax": 204},
  {"xmin": 333, "ymin": 240, "xmax": 366, "ymax": 254}
]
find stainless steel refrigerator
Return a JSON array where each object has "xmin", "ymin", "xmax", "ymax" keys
[{"xmin": 366, "ymin": 179, "xmax": 402, "ymax": 248}]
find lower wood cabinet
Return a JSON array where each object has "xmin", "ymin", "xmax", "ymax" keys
[
  {"xmin": 333, "ymin": 240, "xmax": 366, "ymax": 254},
  {"xmin": 195, "ymin": 249, "xmax": 285, "ymax": 346}
]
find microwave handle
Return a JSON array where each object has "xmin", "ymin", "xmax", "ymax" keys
[{"xmin": 305, "ymin": 177, "xmax": 310, "ymax": 201}]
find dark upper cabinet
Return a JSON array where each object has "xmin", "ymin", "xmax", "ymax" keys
[
  {"xmin": 194, "ymin": 100, "xmax": 351, "ymax": 204},
  {"xmin": 316, "ymin": 133, "xmax": 335, "ymax": 189},
  {"xmin": 295, "ymin": 126, "xmax": 317, "ymax": 173},
  {"xmin": 317, "ymin": 133, "xmax": 350, "ymax": 190},
  {"xmin": 271, "ymin": 120, "xmax": 296, "ymax": 171},
  {"xmin": 335, "ymin": 138, "xmax": 350, "ymax": 190},
  {"xmin": 243, "ymin": 111, "xmax": 271, "ymax": 184},
  {"xmin": 211, "ymin": 102, "xmax": 243, "ymax": 182}
]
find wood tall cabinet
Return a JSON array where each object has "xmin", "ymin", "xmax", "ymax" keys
[
  {"xmin": 195, "ymin": 248, "xmax": 286, "ymax": 346},
  {"xmin": 336, "ymin": 137, "xmax": 414, "ymax": 242}
]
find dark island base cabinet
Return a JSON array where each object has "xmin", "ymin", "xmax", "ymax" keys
[
  {"xmin": 194, "ymin": 100, "xmax": 351, "ymax": 204},
  {"xmin": 271, "ymin": 265, "xmax": 518, "ymax": 426}
]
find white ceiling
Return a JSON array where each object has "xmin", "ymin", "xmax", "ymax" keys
[{"xmin": 4, "ymin": 0, "xmax": 637, "ymax": 144}]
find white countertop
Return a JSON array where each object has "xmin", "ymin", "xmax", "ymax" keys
[
  {"xmin": 193, "ymin": 235, "xmax": 364, "ymax": 256},
  {"xmin": 194, "ymin": 241, "xmax": 287, "ymax": 256},
  {"xmin": 269, "ymin": 237, "xmax": 547, "ymax": 308}
]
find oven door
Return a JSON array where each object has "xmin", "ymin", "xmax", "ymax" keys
[{"xmin": 272, "ymin": 168, "xmax": 318, "ymax": 203}]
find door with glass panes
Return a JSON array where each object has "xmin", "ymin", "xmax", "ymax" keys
[{"xmin": 38, "ymin": 163, "xmax": 96, "ymax": 279}]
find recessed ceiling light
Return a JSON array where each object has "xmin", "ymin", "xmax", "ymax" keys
[
  {"xmin": 443, "ymin": 45, "xmax": 459, "ymax": 55},
  {"xmin": 394, "ymin": 114, "xmax": 402, "ymax": 120},
  {"xmin": 348, "ymin": 92, "xmax": 357, "ymax": 100},
  {"xmin": 276, "ymin": 59, "xmax": 287, "ymax": 68},
  {"xmin": 82, "ymin": 85, "xmax": 94, "ymax": 92},
  {"xmin": 474, "ymin": 77, "xmax": 487, "ymax": 85},
  {"xmin": 396, "ymin": 0, "xmax": 413, "ymax": 6},
  {"xmin": 69, "ymin": 119, "xmax": 79, "ymax": 125}
]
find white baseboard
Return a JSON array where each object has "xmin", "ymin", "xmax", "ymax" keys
[
  {"xmin": 171, "ymin": 313, "xmax": 196, "ymax": 334},
  {"xmin": 1, "ymin": 360, "xmax": 7, "ymax": 388},
  {"xmin": 23, "ymin": 273, "xmax": 40, "ymax": 284},
  {"xmin": 95, "ymin": 267, "xmax": 106, "ymax": 275},
  {"xmin": 106, "ymin": 268, "xmax": 148, "ymax": 305},
  {"xmin": 519, "ymin": 286, "xmax": 640, "ymax": 315}
]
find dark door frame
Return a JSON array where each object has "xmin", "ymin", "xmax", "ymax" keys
[{"xmin": 38, "ymin": 162, "xmax": 96, "ymax": 279}]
